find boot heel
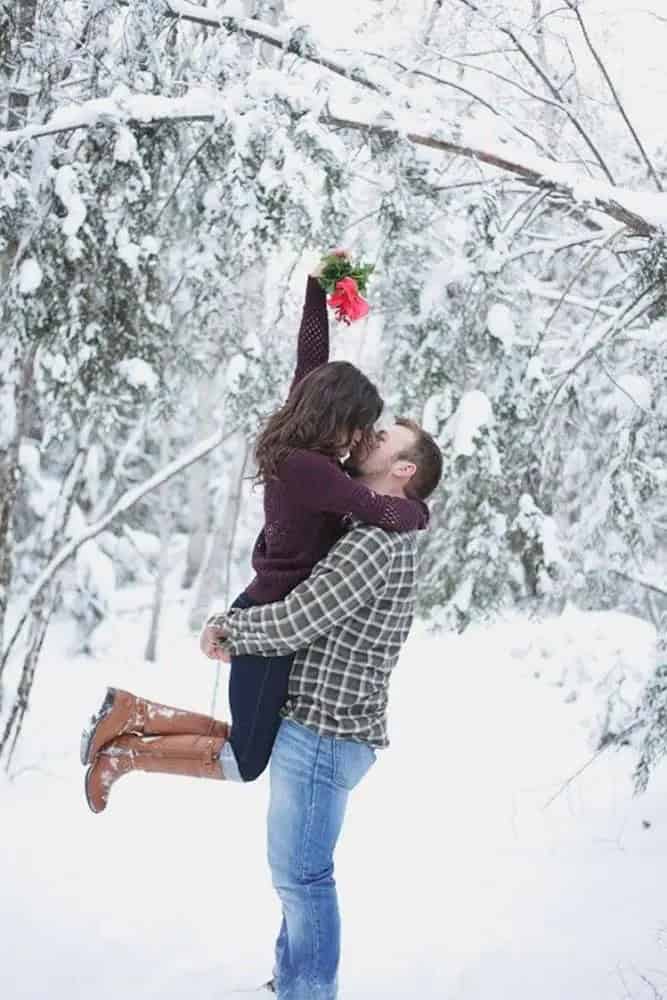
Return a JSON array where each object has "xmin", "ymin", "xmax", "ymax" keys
[{"xmin": 80, "ymin": 688, "xmax": 117, "ymax": 765}]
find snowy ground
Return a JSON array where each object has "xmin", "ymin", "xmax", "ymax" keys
[{"xmin": 1, "ymin": 589, "xmax": 666, "ymax": 1000}]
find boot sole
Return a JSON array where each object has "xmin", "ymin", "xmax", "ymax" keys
[
  {"xmin": 84, "ymin": 764, "xmax": 103, "ymax": 814},
  {"xmin": 80, "ymin": 687, "xmax": 117, "ymax": 766}
]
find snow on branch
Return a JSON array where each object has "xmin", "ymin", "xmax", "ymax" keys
[
  {"xmin": 155, "ymin": 1, "xmax": 384, "ymax": 94},
  {"xmin": 2, "ymin": 1, "xmax": 667, "ymax": 238},
  {"xmin": 0, "ymin": 426, "xmax": 233, "ymax": 680},
  {"xmin": 323, "ymin": 109, "xmax": 667, "ymax": 237}
]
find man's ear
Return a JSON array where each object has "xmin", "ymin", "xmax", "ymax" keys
[{"xmin": 393, "ymin": 460, "xmax": 417, "ymax": 483}]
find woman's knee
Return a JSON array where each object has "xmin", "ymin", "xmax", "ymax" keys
[{"xmin": 237, "ymin": 752, "xmax": 271, "ymax": 783}]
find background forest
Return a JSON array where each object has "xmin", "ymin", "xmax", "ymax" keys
[{"xmin": 1, "ymin": 0, "xmax": 666, "ymax": 784}]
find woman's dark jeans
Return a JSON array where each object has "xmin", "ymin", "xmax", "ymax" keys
[{"xmin": 228, "ymin": 591, "xmax": 295, "ymax": 782}]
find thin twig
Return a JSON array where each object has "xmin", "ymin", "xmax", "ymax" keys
[
  {"xmin": 595, "ymin": 357, "xmax": 653, "ymax": 417},
  {"xmin": 543, "ymin": 721, "xmax": 643, "ymax": 808},
  {"xmin": 454, "ymin": 0, "xmax": 616, "ymax": 184},
  {"xmin": 609, "ymin": 570, "xmax": 667, "ymax": 601},
  {"xmin": 155, "ymin": 130, "xmax": 215, "ymax": 223},
  {"xmin": 565, "ymin": 0, "xmax": 663, "ymax": 192},
  {"xmin": 354, "ymin": 47, "xmax": 551, "ymax": 155}
]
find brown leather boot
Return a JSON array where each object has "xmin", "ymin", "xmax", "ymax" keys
[
  {"xmin": 81, "ymin": 687, "xmax": 229, "ymax": 765},
  {"xmin": 84, "ymin": 732, "xmax": 226, "ymax": 813}
]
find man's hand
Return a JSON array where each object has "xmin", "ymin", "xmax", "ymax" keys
[{"xmin": 200, "ymin": 624, "xmax": 231, "ymax": 663}]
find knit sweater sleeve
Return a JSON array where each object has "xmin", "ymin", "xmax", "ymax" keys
[
  {"xmin": 279, "ymin": 450, "xmax": 430, "ymax": 532},
  {"xmin": 289, "ymin": 277, "xmax": 330, "ymax": 392}
]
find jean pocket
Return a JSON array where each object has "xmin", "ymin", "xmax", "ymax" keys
[{"xmin": 332, "ymin": 738, "xmax": 376, "ymax": 791}]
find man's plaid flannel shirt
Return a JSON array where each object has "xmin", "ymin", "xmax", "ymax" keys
[{"xmin": 208, "ymin": 524, "xmax": 418, "ymax": 748}]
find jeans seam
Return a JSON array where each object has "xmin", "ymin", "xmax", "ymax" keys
[{"xmin": 301, "ymin": 734, "xmax": 321, "ymax": 996}]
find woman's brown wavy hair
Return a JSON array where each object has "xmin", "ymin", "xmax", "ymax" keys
[{"xmin": 255, "ymin": 361, "xmax": 383, "ymax": 483}]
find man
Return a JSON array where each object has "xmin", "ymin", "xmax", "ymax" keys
[{"xmin": 202, "ymin": 418, "xmax": 443, "ymax": 1000}]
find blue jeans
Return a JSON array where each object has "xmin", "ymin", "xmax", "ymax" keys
[
  {"xmin": 227, "ymin": 592, "xmax": 295, "ymax": 782},
  {"xmin": 267, "ymin": 719, "xmax": 377, "ymax": 1000}
]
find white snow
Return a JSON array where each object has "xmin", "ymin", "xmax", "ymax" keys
[
  {"xmin": 18, "ymin": 439, "xmax": 41, "ymax": 480},
  {"xmin": 448, "ymin": 390, "xmax": 494, "ymax": 457},
  {"xmin": 42, "ymin": 351, "xmax": 69, "ymax": 382},
  {"xmin": 117, "ymin": 358, "xmax": 159, "ymax": 393},
  {"xmin": 225, "ymin": 353, "xmax": 248, "ymax": 393},
  {"xmin": 0, "ymin": 591, "xmax": 664, "ymax": 1000},
  {"xmin": 75, "ymin": 540, "xmax": 116, "ymax": 614},
  {"xmin": 486, "ymin": 303, "xmax": 516, "ymax": 351},
  {"xmin": 113, "ymin": 126, "xmax": 139, "ymax": 164},
  {"xmin": 140, "ymin": 235, "xmax": 160, "ymax": 256},
  {"xmin": 421, "ymin": 391, "xmax": 450, "ymax": 436},
  {"xmin": 610, "ymin": 373, "xmax": 654, "ymax": 416},
  {"xmin": 116, "ymin": 226, "xmax": 141, "ymax": 270},
  {"xmin": 54, "ymin": 164, "xmax": 87, "ymax": 237},
  {"xmin": 18, "ymin": 257, "xmax": 43, "ymax": 294},
  {"xmin": 122, "ymin": 526, "xmax": 162, "ymax": 562}
]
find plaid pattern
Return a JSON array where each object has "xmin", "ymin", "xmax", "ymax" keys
[{"xmin": 209, "ymin": 524, "xmax": 418, "ymax": 748}]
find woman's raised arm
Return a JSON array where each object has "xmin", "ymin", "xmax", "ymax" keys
[{"xmin": 289, "ymin": 277, "xmax": 330, "ymax": 393}]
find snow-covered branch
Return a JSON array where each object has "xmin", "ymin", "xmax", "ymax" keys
[
  {"xmin": 0, "ymin": 426, "xmax": 233, "ymax": 679},
  {"xmin": 1, "ymin": 86, "xmax": 666, "ymax": 237},
  {"xmin": 154, "ymin": 0, "xmax": 385, "ymax": 94},
  {"xmin": 323, "ymin": 111, "xmax": 664, "ymax": 236}
]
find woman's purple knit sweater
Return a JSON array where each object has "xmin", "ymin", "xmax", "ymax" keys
[{"xmin": 244, "ymin": 277, "xmax": 429, "ymax": 605}]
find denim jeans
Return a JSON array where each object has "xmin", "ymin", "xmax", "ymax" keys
[
  {"xmin": 226, "ymin": 592, "xmax": 295, "ymax": 782},
  {"xmin": 267, "ymin": 719, "xmax": 377, "ymax": 1000}
]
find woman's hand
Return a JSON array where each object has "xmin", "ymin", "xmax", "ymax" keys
[{"xmin": 200, "ymin": 624, "xmax": 231, "ymax": 662}]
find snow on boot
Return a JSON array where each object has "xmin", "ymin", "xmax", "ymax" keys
[
  {"xmin": 84, "ymin": 732, "xmax": 226, "ymax": 814},
  {"xmin": 81, "ymin": 687, "xmax": 229, "ymax": 765}
]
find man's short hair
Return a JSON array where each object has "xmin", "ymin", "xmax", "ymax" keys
[{"xmin": 395, "ymin": 418, "xmax": 443, "ymax": 501}]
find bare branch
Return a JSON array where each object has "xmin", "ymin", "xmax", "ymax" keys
[
  {"xmin": 596, "ymin": 357, "xmax": 653, "ymax": 416},
  {"xmin": 543, "ymin": 720, "xmax": 643, "ymax": 808},
  {"xmin": 539, "ymin": 282, "xmax": 661, "ymax": 426},
  {"xmin": 355, "ymin": 48, "xmax": 552, "ymax": 156},
  {"xmin": 610, "ymin": 569, "xmax": 667, "ymax": 600},
  {"xmin": 565, "ymin": 0, "xmax": 663, "ymax": 192},
  {"xmin": 420, "ymin": 0, "xmax": 445, "ymax": 45},
  {"xmin": 155, "ymin": 130, "xmax": 214, "ymax": 224},
  {"xmin": 454, "ymin": 0, "xmax": 616, "ymax": 184}
]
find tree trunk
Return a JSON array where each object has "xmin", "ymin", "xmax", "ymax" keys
[
  {"xmin": 1, "ymin": 584, "xmax": 59, "ymax": 769},
  {"xmin": 531, "ymin": 0, "xmax": 559, "ymax": 152},
  {"xmin": 188, "ymin": 434, "xmax": 250, "ymax": 632},
  {"xmin": 4, "ymin": 0, "xmax": 38, "ymax": 128},
  {"xmin": 145, "ymin": 428, "xmax": 172, "ymax": 662},
  {"xmin": 0, "ymin": 343, "xmax": 38, "ymax": 710},
  {"xmin": 0, "ymin": 423, "xmax": 90, "ymax": 765},
  {"xmin": 181, "ymin": 379, "xmax": 217, "ymax": 590},
  {"xmin": 420, "ymin": 0, "xmax": 444, "ymax": 45}
]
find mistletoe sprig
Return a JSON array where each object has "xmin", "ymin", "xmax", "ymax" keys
[
  {"xmin": 316, "ymin": 250, "xmax": 374, "ymax": 324},
  {"xmin": 316, "ymin": 251, "xmax": 375, "ymax": 295}
]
